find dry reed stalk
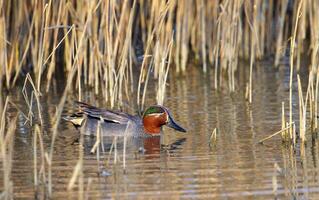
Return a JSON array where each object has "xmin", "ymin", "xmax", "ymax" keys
[
  {"xmin": 33, "ymin": 125, "xmax": 38, "ymax": 187},
  {"xmin": 289, "ymin": 0, "xmax": 303, "ymax": 143},
  {"xmin": 248, "ymin": 51, "xmax": 253, "ymax": 103},
  {"xmin": 315, "ymin": 71, "xmax": 319, "ymax": 131},
  {"xmin": 78, "ymin": 128, "xmax": 84, "ymax": 200},
  {"xmin": 36, "ymin": 1, "xmax": 52, "ymax": 92},
  {"xmin": 292, "ymin": 122, "xmax": 296, "ymax": 146},
  {"xmin": 297, "ymin": 75, "xmax": 307, "ymax": 143},
  {"xmin": 0, "ymin": 97, "xmax": 17, "ymax": 200},
  {"xmin": 281, "ymin": 102, "xmax": 288, "ymax": 140},
  {"xmin": 25, "ymin": 91, "xmax": 34, "ymax": 126},
  {"xmin": 45, "ymin": 21, "xmax": 73, "ymax": 91},
  {"xmin": 307, "ymin": 71, "xmax": 316, "ymax": 132},
  {"xmin": 258, "ymin": 2, "xmax": 265, "ymax": 57},
  {"xmin": 90, "ymin": 120, "xmax": 101, "ymax": 154},
  {"xmin": 0, "ymin": 1, "xmax": 316, "ymax": 99},
  {"xmin": 295, "ymin": 0, "xmax": 307, "ymax": 72},
  {"xmin": 123, "ymin": 121, "xmax": 132, "ymax": 171},
  {"xmin": 47, "ymin": 36, "xmax": 77, "ymax": 197},
  {"xmin": 258, "ymin": 123, "xmax": 294, "ymax": 144},
  {"xmin": 219, "ymin": 0, "xmax": 241, "ymax": 92},
  {"xmin": 214, "ymin": 15, "xmax": 221, "ymax": 89},
  {"xmin": 112, "ymin": 0, "xmax": 137, "ymax": 108},
  {"xmin": 67, "ymin": 161, "xmax": 82, "ymax": 191},
  {"xmin": 0, "ymin": 97, "xmax": 9, "ymax": 144},
  {"xmin": 209, "ymin": 128, "xmax": 217, "ymax": 146},
  {"xmin": 22, "ymin": 73, "xmax": 43, "ymax": 126},
  {"xmin": 47, "ymin": 0, "xmax": 95, "ymax": 195},
  {"xmin": 84, "ymin": 178, "xmax": 93, "ymax": 200},
  {"xmin": 137, "ymin": 0, "xmax": 171, "ymax": 110},
  {"xmin": 8, "ymin": 2, "xmax": 34, "ymax": 87},
  {"xmin": 156, "ymin": 34, "xmax": 174, "ymax": 105},
  {"xmin": 0, "ymin": 118, "xmax": 17, "ymax": 200},
  {"xmin": 181, "ymin": 1, "xmax": 192, "ymax": 73},
  {"xmin": 244, "ymin": 0, "xmax": 260, "ymax": 103},
  {"xmin": 89, "ymin": 0, "xmax": 136, "ymax": 108},
  {"xmin": 309, "ymin": 1, "xmax": 319, "ymax": 83},
  {"xmin": 0, "ymin": 5, "xmax": 9, "ymax": 89},
  {"xmin": 68, "ymin": 111, "xmax": 85, "ymax": 200},
  {"xmin": 140, "ymin": 60, "xmax": 152, "ymax": 112},
  {"xmin": 33, "ymin": 124, "xmax": 46, "ymax": 196},
  {"xmin": 2, "ymin": 1, "xmax": 319, "ymax": 167},
  {"xmin": 107, "ymin": 136, "xmax": 116, "ymax": 167},
  {"xmin": 304, "ymin": 71, "xmax": 316, "ymax": 135},
  {"xmin": 200, "ymin": 0, "xmax": 207, "ymax": 73},
  {"xmin": 274, "ymin": 0, "xmax": 289, "ymax": 66}
]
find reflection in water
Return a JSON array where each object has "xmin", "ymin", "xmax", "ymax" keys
[
  {"xmin": 81, "ymin": 134, "xmax": 186, "ymax": 160},
  {"xmin": 1, "ymin": 63, "xmax": 319, "ymax": 198}
]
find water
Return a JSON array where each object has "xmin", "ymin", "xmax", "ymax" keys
[{"xmin": 1, "ymin": 62, "xmax": 319, "ymax": 199}]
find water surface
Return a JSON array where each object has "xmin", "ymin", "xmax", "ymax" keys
[{"xmin": 1, "ymin": 62, "xmax": 319, "ymax": 199}]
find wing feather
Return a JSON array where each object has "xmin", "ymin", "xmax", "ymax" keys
[{"xmin": 75, "ymin": 101, "xmax": 131, "ymax": 124}]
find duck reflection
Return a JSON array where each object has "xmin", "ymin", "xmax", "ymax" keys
[{"xmin": 80, "ymin": 134, "xmax": 186, "ymax": 158}]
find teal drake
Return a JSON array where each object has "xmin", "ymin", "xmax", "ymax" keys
[{"xmin": 64, "ymin": 102, "xmax": 186, "ymax": 137}]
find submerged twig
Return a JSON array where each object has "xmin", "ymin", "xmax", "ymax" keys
[
  {"xmin": 209, "ymin": 128, "xmax": 218, "ymax": 146},
  {"xmin": 258, "ymin": 124, "xmax": 294, "ymax": 144}
]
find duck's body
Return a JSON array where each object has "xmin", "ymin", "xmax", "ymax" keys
[
  {"xmin": 64, "ymin": 102, "xmax": 186, "ymax": 137},
  {"xmin": 80, "ymin": 113, "xmax": 152, "ymax": 137}
]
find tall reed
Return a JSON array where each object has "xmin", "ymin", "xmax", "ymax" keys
[
  {"xmin": 0, "ymin": 0, "xmax": 317, "ymax": 100},
  {"xmin": 0, "ymin": 98, "xmax": 17, "ymax": 199},
  {"xmin": 289, "ymin": 0, "xmax": 303, "ymax": 143}
]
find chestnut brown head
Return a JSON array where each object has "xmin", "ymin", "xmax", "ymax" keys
[{"xmin": 142, "ymin": 106, "xmax": 186, "ymax": 135}]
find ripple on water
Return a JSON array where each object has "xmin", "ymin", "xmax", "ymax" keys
[{"xmin": 1, "ymin": 65, "xmax": 319, "ymax": 199}]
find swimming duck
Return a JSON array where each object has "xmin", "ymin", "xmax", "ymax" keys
[{"xmin": 64, "ymin": 102, "xmax": 186, "ymax": 137}]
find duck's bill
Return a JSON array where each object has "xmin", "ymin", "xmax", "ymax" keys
[{"xmin": 167, "ymin": 116, "xmax": 187, "ymax": 133}]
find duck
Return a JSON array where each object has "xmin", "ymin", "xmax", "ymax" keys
[{"xmin": 64, "ymin": 101, "xmax": 186, "ymax": 137}]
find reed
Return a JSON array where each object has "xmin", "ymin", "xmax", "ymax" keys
[
  {"xmin": 0, "ymin": 0, "xmax": 317, "ymax": 110},
  {"xmin": 67, "ymin": 160, "xmax": 82, "ymax": 191},
  {"xmin": 47, "ymin": 0, "xmax": 96, "ymax": 195},
  {"xmin": 107, "ymin": 137, "xmax": 115, "ymax": 167},
  {"xmin": 156, "ymin": 34, "xmax": 174, "ymax": 105},
  {"xmin": 22, "ymin": 73, "xmax": 43, "ymax": 126},
  {"xmin": 33, "ymin": 125, "xmax": 38, "ymax": 187},
  {"xmin": 272, "ymin": 163, "xmax": 278, "ymax": 197},
  {"xmin": 84, "ymin": 178, "xmax": 93, "ymax": 200},
  {"xmin": 0, "ymin": 1, "xmax": 316, "ymax": 91},
  {"xmin": 92, "ymin": 120, "xmax": 103, "ymax": 176},
  {"xmin": 68, "ymin": 116, "xmax": 85, "ymax": 200},
  {"xmin": 33, "ymin": 124, "xmax": 46, "ymax": 198},
  {"xmin": 297, "ymin": 75, "xmax": 307, "ymax": 143},
  {"xmin": 315, "ymin": 71, "xmax": 319, "ymax": 132},
  {"xmin": 274, "ymin": 0, "xmax": 289, "ymax": 66},
  {"xmin": 3, "ymin": 0, "xmax": 319, "ymax": 197},
  {"xmin": 90, "ymin": 120, "xmax": 101, "ymax": 154},
  {"xmin": 258, "ymin": 123, "xmax": 294, "ymax": 144},
  {"xmin": 120, "ymin": 121, "xmax": 133, "ymax": 173},
  {"xmin": 209, "ymin": 128, "xmax": 218, "ymax": 146},
  {"xmin": 281, "ymin": 102, "xmax": 288, "ymax": 140},
  {"xmin": 289, "ymin": 0, "xmax": 303, "ymax": 143},
  {"xmin": 0, "ymin": 98, "xmax": 17, "ymax": 200}
]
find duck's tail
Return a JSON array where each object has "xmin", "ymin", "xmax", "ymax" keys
[{"xmin": 63, "ymin": 113, "xmax": 85, "ymax": 129}]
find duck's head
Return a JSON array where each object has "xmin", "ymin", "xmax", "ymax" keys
[{"xmin": 142, "ymin": 105, "xmax": 186, "ymax": 135}]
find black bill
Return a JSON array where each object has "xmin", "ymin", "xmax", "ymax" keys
[{"xmin": 166, "ymin": 115, "xmax": 187, "ymax": 133}]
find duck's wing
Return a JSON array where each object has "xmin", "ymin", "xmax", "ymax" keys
[{"xmin": 75, "ymin": 101, "xmax": 131, "ymax": 124}]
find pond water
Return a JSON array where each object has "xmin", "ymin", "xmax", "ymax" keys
[{"xmin": 1, "ymin": 61, "xmax": 319, "ymax": 199}]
